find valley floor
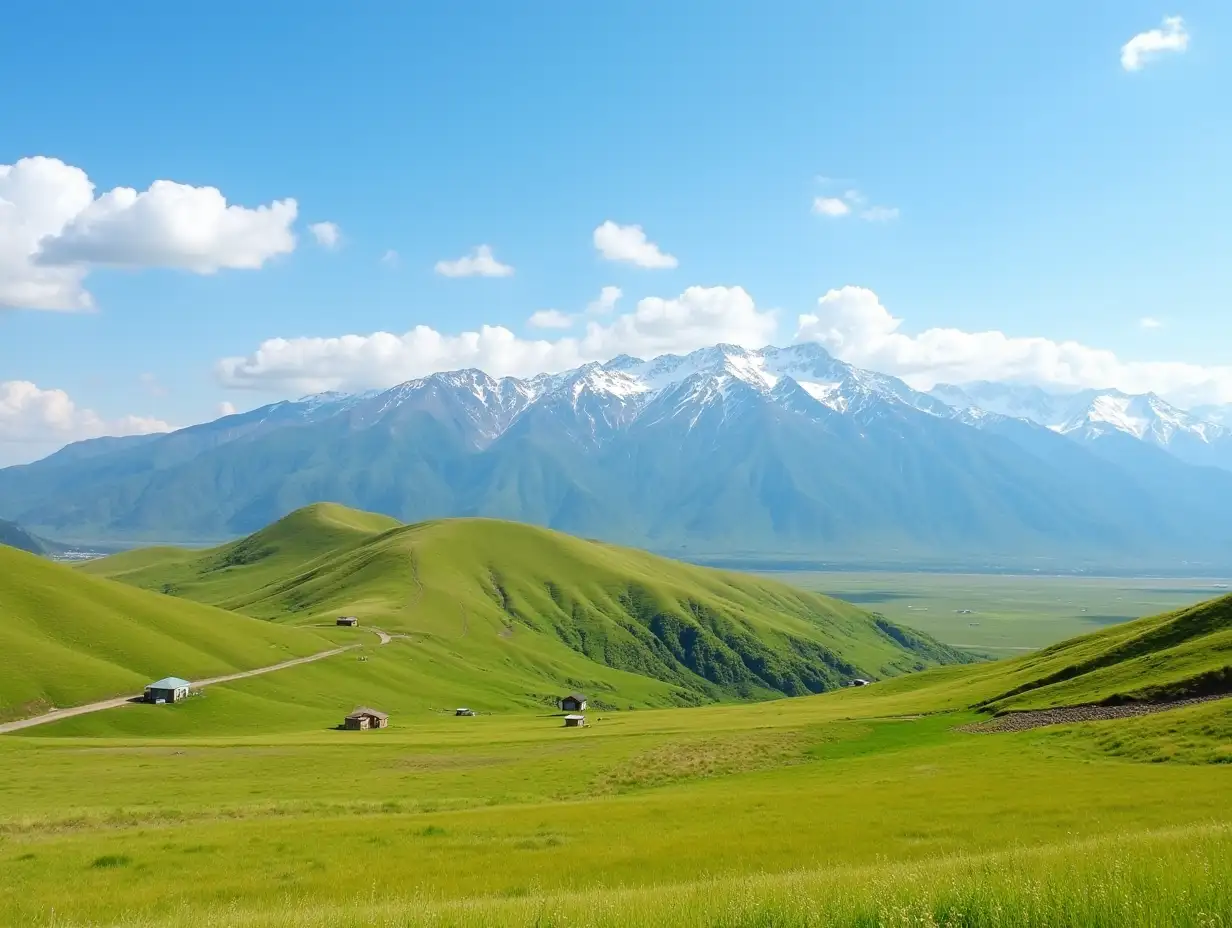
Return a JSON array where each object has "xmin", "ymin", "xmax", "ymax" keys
[
  {"xmin": 771, "ymin": 571, "xmax": 1232, "ymax": 654},
  {"xmin": 1, "ymin": 664, "xmax": 1229, "ymax": 927}
]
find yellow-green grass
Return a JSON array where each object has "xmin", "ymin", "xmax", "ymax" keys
[
  {"xmin": 0, "ymin": 546, "xmax": 332, "ymax": 722},
  {"xmin": 80, "ymin": 505, "xmax": 966, "ymax": 706},
  {"xmin": 0, "ymin": 678, "xmax": 1228, "ymax": 926},
  {"xmin": 775, "ymin": 569, "xmax": 1232, "ymax": 654},
  {"xmin": 58, "ymin": 826, "xmax": 1232, "ymax": 928}
]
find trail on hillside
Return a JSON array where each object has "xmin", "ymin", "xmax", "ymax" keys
[
  {"xmin": 405, "ymin": 548, "xmax": 424, "ymax": 612},
  {"xmin": 0, "ymin": 643, "xmax": 361, "ymax": 735},
  {"xmin": 958, "ymin": 692, "xmax": 1231, "ymax": 734}
]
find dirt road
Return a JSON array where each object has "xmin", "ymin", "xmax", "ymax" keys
[
  {"xmin": 958, "ymin": 692, "xmax": 1230, "ymax": 734},
  {"xmin": 0, "ymin": 643, "xmax": 360, "ymax": 736}
]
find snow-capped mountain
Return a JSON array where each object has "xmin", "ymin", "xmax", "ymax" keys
[
  {"xmin": 931, "ymin": 381, "xmax": 1232, "ymax": 472},
  {"xmin": 6, "ymin": 344, "xmax": 1232, "ymax": 563},
  {"xmin": 281, "ymin": 343, "xmax": 953, "ymax": 446}
]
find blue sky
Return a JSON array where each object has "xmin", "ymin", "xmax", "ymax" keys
[{"xmin": 1, "ymin": 1, "xmax": 1230, "ymax": 463}]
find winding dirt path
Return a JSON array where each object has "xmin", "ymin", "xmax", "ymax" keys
[
  {"xmin": 0, "ymin": 643, "xmax": 361, "ymax": 736},
  {"xmin": 958, "ymin": 692, "xmax": 1231, "ymax": 734}
]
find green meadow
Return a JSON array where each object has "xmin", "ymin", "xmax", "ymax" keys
[{"xmin": 1, "ymin": 506, "xmax": 1230, "ymax": 926}]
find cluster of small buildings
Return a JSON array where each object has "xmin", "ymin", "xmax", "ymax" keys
[{"xmin": 142, "ymin": 668, "xmax": 592, "ymax": 732}]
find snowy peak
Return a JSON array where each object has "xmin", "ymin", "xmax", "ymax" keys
[
  {"xmin": 253, "ymin": 347, "xmax": 1043, "ymax": 449},
  {"xmin": 1056, "ymin": 392, "xmax": 1201, "ymax": 443},
  {"xmin": 930, "ymin": 381, "xmax": 1232, "ymax": 471}
]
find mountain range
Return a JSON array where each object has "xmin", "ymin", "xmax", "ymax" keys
[
  {"xmin": 930, "ymin": 382, "xmax": 1232, "ymax": 472},
  {"xmin": 4, "ymin": 343, "xmax": 1232, "ymax": 565}
]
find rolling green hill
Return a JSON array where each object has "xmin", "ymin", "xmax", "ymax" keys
[
  {"xmin": 866, "ymin": 592, "xmax": 1232, "ymax": 715},
  {"xmin": 82, "ymin": 503, "xmax": 968, "ymax": 706},
  {"xmin": 0, "ymin": 545, "xmax": 332, "ymax": 722}
]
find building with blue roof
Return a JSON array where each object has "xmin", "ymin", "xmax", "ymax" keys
[{"xmin": 144, "ymin": 677, "xmax": 192, "ymax": 703}]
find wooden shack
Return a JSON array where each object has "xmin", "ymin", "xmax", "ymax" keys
[
  {"xmin": 344, "ymin": 707, "xmax": 388, "ymax": 730},
  {"xmin": 559, "ymin": 692, "xmax": 587, "ymax": 712},
  {"xmin": 336, "ymin": 616, "xmax": 359, "ymax": 627},
  {"xmin": 144, "ymin": 677, "xmax": 191, "ymax": 704}
]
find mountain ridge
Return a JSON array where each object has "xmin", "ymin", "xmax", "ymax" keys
[{"xmin": 5, "ymin": 344, "xmax": 1232, "ymax": 562}]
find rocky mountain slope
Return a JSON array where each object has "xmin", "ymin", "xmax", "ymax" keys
[{"xmin": 5, "ymin": 344, "xmax": 1232, "ymax": 562}]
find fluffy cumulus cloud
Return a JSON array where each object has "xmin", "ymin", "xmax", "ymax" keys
[
  {"xmin": 308, "ymin": 221, "xmax": 341, "ymax": 249},
  {"xmin": 795, "ymin": 286, "xmax": 1232, "ymax": 406},
  {"xmin": 217, "ymin": 285, "xmax": 774, "ymax": 394},
  {"xmin": 527, "ymin": 309, "xmax": 573, "ymax": 329},
  {"xmin": 0, "ymin": 156, "xmax": 297, "ymax": 311},
  {"xmin": 434, "ymin": 244, "xmax": 514, "ymax": 278},
  {"xmin": 0, "ymin": 380, "xmax": 170, "ymax": 465},
  {"xmin": 593, "ymin": 221, "xmax": 678, "ymax": 269},
  {"xmin": 1121, "ymin": 16, "xmax": 1189, "ymax": 71}
]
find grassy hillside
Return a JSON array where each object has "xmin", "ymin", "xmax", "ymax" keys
[
  {"xmin": 82, "ymin": 503, "xmax": 968, "ymax": 706},
  {"xmin": 0, "ymin": 545, "xmax": 331, "ymax": 722},
  {"xmin": 862, "ymin": 592, "xmax": 1232, "ymax": 716}
]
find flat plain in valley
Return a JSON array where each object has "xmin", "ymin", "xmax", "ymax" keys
[{"xmin": 767, "ymin": 571, "xmax": 1232, "ymax": 654}]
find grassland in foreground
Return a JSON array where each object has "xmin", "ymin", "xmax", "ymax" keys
[
  {"xmin": 0, "ymin": 509, "xmax": 1228, "ymax": 926},
  {"xmin": 1, "ymin": 657, "xmax": 1229, "ymax": 925}
]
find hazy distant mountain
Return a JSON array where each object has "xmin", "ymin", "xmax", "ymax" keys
[
  {"xmin": 931, "ymin": 381, "xmax": 1232, "ymax": 472},
  {"xmin": 0, "ymin": 519, "xmax": 53, "ymax": 555},
  {"xmin": 4, "ymin": 344, "xmax": 1232, "ymax": 564}
]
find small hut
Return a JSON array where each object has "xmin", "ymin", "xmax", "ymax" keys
[
  {"xmin": 563, "ymin": 714, "xmax": 586, "ymax": 728},
  {"xmin": 559, "ymin": 692, "xmax": 587, "ymax": 712},
  {"xmin": 144, "ymin": 677, "xmax": 191, "ymax": 704},
  {"xmin": 455, "ymin": 708, "xmax": 476, "ymax": 717},
  {"xmin": 344, "ymin": 707, "xmax": 389, "ymax": 730},
  {"xmin": 336, "ymin": 616, "xmax": 359, "ymax": 627}
]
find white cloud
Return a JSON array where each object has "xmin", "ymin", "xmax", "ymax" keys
[
  {"xmin": 587, "ymin": 285, "xmax": 623, "ymax": 316},
  {"xmin": 1121, "ymin": 16, "xmax": 1189, "ymax": 71},
  {"xmin": 593, "ymin": 221, "xmax": 678, "ymax": 269},
  {"xmin": 812, "ymin": 197, "xmax": 851, "ymax": 217},
  {"xmin": 528, "ymin": 309, "xmax": 574, "ymax": 330},
  {"xmin": 380, "ymin": 249, "xmax": 400, "ymax": 267},
  {"xmin": 218, "ymin": 401, "xmax": 238, "ymax": 417},
  {"xmin": 216, "ymin": 285, "xmax": 774, "ymax": 394},
  {"xmin": 434, "ymin": 244, "xmax": 514, "ymax": 278},
  {"xmin": 794, "ymin": 286, "xmax": 1232, "ymax": 406},
  {"xmin": 0, "ymin": 157, "xmax": 95, "ymax": 311},
  {"xmin": 1140, "ymin": 316, "xmax": 1164, "ymax": 329},
  {"xmin": 35, "ymin": 179, "xmax": 295, "ymax": 274},
  {"xmin": 0, "ymin": 156, "xmax": 296, "ymax": 311},
  {"xmin": 309, "ymin": 221, "xmax": 341, "ymax": 249},
  {"xmin": 811, "ymin": 187, "xmax": 897, "ymax": 222},
  {"xmin": 0, "ymin": 380, "xmax": 170, "ymax": 466}
]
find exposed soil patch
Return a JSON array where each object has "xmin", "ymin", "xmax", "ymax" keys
[{"xmin": 958, "ymin": 693, "xmax": 1231, "ymax": 734}]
